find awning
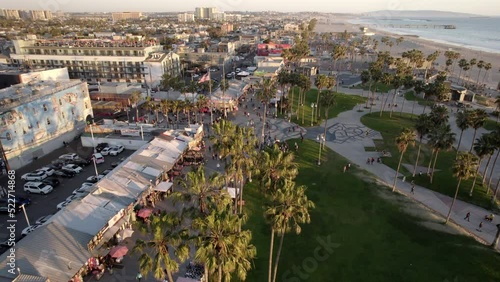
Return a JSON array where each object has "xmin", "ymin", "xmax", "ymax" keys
[
  {"xmin": 154, "ymin": 181, "xmax": 173, "ymax": 192},
  {"xmin": 92, "ymin": 216, "xmax": 128, "ymax": 255}
]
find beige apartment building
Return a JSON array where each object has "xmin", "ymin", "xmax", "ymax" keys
[{"xmin": 111, "ymin": 12, "xmax": 142, "ymax": 22}]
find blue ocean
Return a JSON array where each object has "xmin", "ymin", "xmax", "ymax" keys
[{"xmin": 350, "ymin": 17, "xmax": 500, "ymax": 54}]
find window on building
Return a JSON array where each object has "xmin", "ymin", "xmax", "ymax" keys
[
  {"xmin": 47, "ymin": 118, "xmax": 51, "ymax": 125},
  {"xmin": 43, "ymin": 104, "xmax": 47, "ymax": 111},
  {"xmin": 5, "ymin": 132, "xmax": 11, "ymax": 141}
]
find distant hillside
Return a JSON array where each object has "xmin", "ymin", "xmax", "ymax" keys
[{"xmin": 363, "ymin": 10, "xmax": 481, "ymax": 18}]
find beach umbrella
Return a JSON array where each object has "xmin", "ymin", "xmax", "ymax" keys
[
  {"xmin": 119, "ymin": 228, "xmax": 134, "ymax": 239},
  {"xmin": 137, "ymin": 208, "xmax": 153, "ymax": 218},
  {"xmin": 109, "ymin": 245, "xmax": 129, "ymax": 258}
]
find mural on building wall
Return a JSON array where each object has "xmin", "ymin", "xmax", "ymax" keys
[{"xmin": 0, "ymin": 84, "xmax": 92, "ymax": 152}]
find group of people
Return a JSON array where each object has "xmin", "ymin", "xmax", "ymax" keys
[{"xmin": 366, "ymin": 157, "xmax": 382, "ymax": 164}]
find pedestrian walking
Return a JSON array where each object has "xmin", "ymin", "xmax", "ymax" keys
[
  {"xmin": 464, "ymin": 212, "xmax": 471, "ymax": 222},
  {"xmin": 136, "ymin": 272, "xmax": 143, "ymax": 281},
  {"xmin": 347, "ymin": 163, "xmax": 351, "ymax": 170},
  {"xmin": 478, "ymin": 221, "xmax": 483, "ymax": 232},
  {"xmin": 371, "ymin": 157, "xmax": 375, "ymax": 165},
  {"xmin": 343, "ymin": 165, "xmax": 347, "ymax": 173},
  {"xmin": 410, "ymin": 180, "xmax": 415, "ymax": 194}
]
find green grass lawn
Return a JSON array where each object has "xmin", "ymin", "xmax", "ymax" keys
[
  {"xmin": 483, "ymin": 119, "xmax": 499, "ymax": 131},
  {"xmin": 354, "ymin": 82, "xmax": 394, "ymax": 93},
  {"xmin": 244, "ymin": 139, "xmax": 500, "ymax": 282},
  {"xmin": 287, "ymin": 88, "xmax": 367, "ymax": 127},
  {"xmin": 360, "ymin": 112, "xmax": 498, "ymax": 211},
  {"xmin": 404, "ymin": 91, "xmax": 434, "ymax": 106}
]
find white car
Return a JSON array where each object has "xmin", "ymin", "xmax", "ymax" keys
[
  {"xmin": 62, "ymin": 164, "xmax": 83, "ymax": 173},
  {"xmin": 21, "ymin": 224, "xmax": 42, "ymax": 236},
  {"xmin": 109, "ymin": 145, "xmax": 124, "ymax": 156},
  {"xmin": 36, "ymin": 167, "xmax": 55, "ymax": 176},
  {"xmin": 21, "ymin": 171, "xmax": 48, "ymax": 181},
  {"xmin": 72, "ymin": 186, "xmax": 92, "ymax": 196},
  {"xmin": 86, "ymin": 175, "xmax": 104, "ymax": 182},
  {"xmin": 81, "ymin": 182, "xmax": 94, "ymax": 187},
  {"xmin": 100, "ymin": 147, "xmax": 111, "ymax": 156},
  {"xmin": 59, "ymin": 153, "xmax": 79, "ymax": 160},
  {"xmin": 35, "ymin": 214, "xmax": 53, "ymax": 225},
  {"xmin": 24, "ymin": 182, "xmax": 53, "ymax": 195},
  {"xmin": 66, "ymin": 194, "xmax": 85, "ymax": 202},
  {"xmin": 56, "ymin": 200, "xmax": 72, "ymax": 210}
]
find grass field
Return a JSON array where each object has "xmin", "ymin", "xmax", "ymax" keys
[
  {"xmin": 354, "ymin": 82, "xmax": 394, "ymax": 93},
  {"xmin": 483, "ymin": 119, "xmax": 499, "ymax": 131},
  {"xmin": 360, "ymin": 112, "xmax": 498, "ymax": 211},
  {"xmin": 243, "ymin": 139, "xmax": 500, "ymax": 282},
  {"xmin": 404, "ymin": 91, "xmax": 434, "ymax": 107},
  {"xmin": 287, "ymin": 88, "xmax": 367, "ymax": 127}
]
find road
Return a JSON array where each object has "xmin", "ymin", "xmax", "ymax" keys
[{"xmin": 0, "ymin": 139, "xmax": 134, "ymax": 254}]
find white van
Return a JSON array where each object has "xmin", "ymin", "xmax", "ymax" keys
[
  {"xmin": 24, "ymin": 182, "xmax": 53, "ymax": 195},
  {"xmin": 92, "ymin": 153, "xmax": 105, "ymax": 164}
]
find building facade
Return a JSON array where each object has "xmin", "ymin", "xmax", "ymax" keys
[
  {"xmin": 0, "ymin": 77, "xmax": 93, "ymax": 169},
  {"xmin": 144, "ymin": 52, "xmax": 181, "ymax": 88},
  {"xmin": 0, "ymin": 9, "xmax": 20, "ymax": 19},
  {"xmin": 0, "ymin": 9, "xmax": 52, "ymax": 20},
  {"xmin": 111, "ymin": 12, "xmax": 142, "ymax": 22},
  {"xmin": 8, "ymin": 39, "xmax": 180, "ymax": 85},
  {"xmin": 194, "ymin": 7, "xmax": 218, "ymax": 19},
  {"xmin": 177, "ymin": 13, "xmax": 195, "ymax": 22}
]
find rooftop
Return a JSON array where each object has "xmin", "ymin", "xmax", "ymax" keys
[{"xmin": 23, "ymin": 38, "xmax": 159, "ymax": 49}]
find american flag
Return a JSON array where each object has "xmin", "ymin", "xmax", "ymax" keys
[{"xmin": 198, "ymin": 72, "xmax": 210, "ymax": 84}]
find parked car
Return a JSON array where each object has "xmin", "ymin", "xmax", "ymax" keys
[
  {"xmin": 92, "ymin": 153, "xmax": 105, "ymax": 164},
  {"xmin": 102, "ymin": 169, "xmax": 113, "ymax": 175},
  {"xmin": 21, "ymin": 224, "xmax": 42, "ymax": 237},
  {"xmin": 36, "ymin": 167, "xmax": 55, "ymax": 176},
  {"xmin": 69, "ymin": 157, "xmax": 91, "ymax": 166},
  {"xmin": 21, "ymin": 171, "xmax": 48, "ymax": 181},
  {"xmin": 42, "ymin": 178, "xmax": 60, "ymax": 187},
  {"xmin": 35, "ymin": 214, "xmax": 53, "ymax": 225},
  {"xmin": 81, "ymin": 182, "xmax": 94, "ymax": 188},
  {"xmin": 24, "ymin": 182, "xmax": 53, "ymax": 194},
  {"xmin": 53, "ymin": 169, "xmax": 75, "ymax": 178},
  {"xmin": 226, "ymin": 72, "xmax": 235, "ymax": 78},
  {"xmin": 72, "ymin": 187, "xmax": 92, "ymax": 196},
  {"xmin": 47, "ymin": 163, "xmax": 64, "ymax": 170},
  {"xmin": 59, "ymin": 153, "xmax": 79, "ymax": 160},
  {"xmin": 56, "ymin": 200, "xmax": 72, "ymax": 210},
  {"xmin": 109, "ymin": 145, "xmax": 124, "ymax": 156},
  {"xmin": 100, "ymin": 147, "xmax": 111, "ymax": 156},
  {"xmin": 96, "ymin": 143, "xmax": 109, "ymax": 152},
  {"xmin": 0, "ymin": 197, "xmax": 31, "ymax": 213},
  {"xmin": 62, "ymin": 164, "xmax": 83, "ymax": 173},
  {"xmin": 86, "ymin": 175, "xmax": 104, "ymax": 183}
]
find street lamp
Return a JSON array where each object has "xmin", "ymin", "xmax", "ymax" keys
[
  {"xmin": 19, "ymin": 204, "xmax": 30, "ymax": 226},
  {"xmin": 316, "ymin": 134, "xmax": 325, "ymax": 166},
  {"xmin": 310, "ymin": 103, "xmax": 317, "ymax": 126}
]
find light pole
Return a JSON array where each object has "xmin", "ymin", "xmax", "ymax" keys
[
  {"xmin": 316, "ymin": 134, "xmax": 325, "ymax": 166},
  {"xmin": 310, "ymin": 103, "xmax": 317, "ymax": 126},
  {"xmin": 20, "ymin": 204, "xmax": 30, "ymax": 226}
]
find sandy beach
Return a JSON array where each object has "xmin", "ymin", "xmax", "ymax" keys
[{"xmin": 315, "ymin": 20, "xmax": 500, "ymax": 92}]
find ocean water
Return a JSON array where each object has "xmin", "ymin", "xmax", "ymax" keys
[{"xmin": 349, "ymin": 17, "xmax": 500, "ymax": 54}]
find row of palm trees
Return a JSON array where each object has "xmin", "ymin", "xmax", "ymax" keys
[
  {"xmin": 132, "ymin": 116, "xmax": 316, "ymax": 281},
  {"xmin": 444, "ymin": 51, "xmax": 493, "ymax": 87}
]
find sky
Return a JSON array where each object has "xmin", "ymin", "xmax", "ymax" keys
[{"xmin": 0, "ymin": 0, "xmax": 499, "ymax": 16}]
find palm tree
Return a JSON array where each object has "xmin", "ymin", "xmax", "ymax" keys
[
  {"xmin": 129, "ymin": 90, "xmax": 142, "ymax": 122},
  {"xmin": 495, "ymin": 97, "xmax": 500, "ymax": 123},
  {"xmin": 277, "ymin": 70, "xmax": 290, "ymax": 115},
  {"xmin": 319, "ymin": 90, "xmax": 336, "ymax": 137},
  {"xmin": 445, "ymin": 152, "xmax": 478, "ymax": 223},
  {"xmin": 256, "ymin": 78, "xmax": 277, "ymax": 143},
  {"xmin": 486, "ymin": 128, "xmax": 500, "ymax": 193},
  {"xmin": 396, "ymin": 36, "xmax": 404, "ymax": 46},
  {"xmin": 468, "ymin": 109, "xmax": 488, "ymax": 152},
  {"xmin": 455, "ymin": 110, "xmax": 471, "ymax": 154},
  {"xmin": 266, "ymin": 180, "xmax": 315, "ymax": 282},
  {"xmin": 393, "ymin": 128, "xmax": 416, "ymax": 192},
  {"xmin": 193, "ymin": 199, "xmax": 256, "ymax": 282},
  {"xmin": 257, "ymin": 144, "xmax": 299, "ymax": 195},
  {"xmin": 331, "ymin": 44, "xmax": 346, "ymax": 71},
  {"xmin": 429, "ymin": 104, "xmax": 449, "ymax": 127},
  {"xmin": 475, "ymin": 60, "xmax": 485, "ymax": 86},
  {"xmin": 470, "ymin": 134, "xmax": 495, "ymax": 196},
  {"xmin": 428, "ymin": 124, "xmax": 456, "ymax": 183},
  {"xmin": 220, "ymin": 79, "xmax": 230, "ymax": 117},
  {"xmin": 211, "ymin": 119, "xmax": 236, "ymax": 159},
  {"xmin": 314, "ymin": 74, "xmax": 328, "ymax": 121},
  {"xmin": 491, "ymin": 224, "xmax": 500, "ymax": 249},
  {"xmin": 195, "ymin": 95, "xmax": 209, "ymax": 124},
  {"xmin": 298, "ymin": 75, "xmax": 311, "ymax": 124},
  {"xmin": 413, "ymin": 114, "xmax": 432, "ymax": 177},
  {"xmin": 160, "ymin": 99, "xmax": 171, "ymax": 127},
  {"xmin": 457, "ymin": 59, "xmax": 468, "ymax": 84},
  {"xmin": 184, "ymin": 98, "xmax": 194, "ymax": 125},
  {"xmin": 177, "ymin": 165, "xmax": 224, "ymax": 215},
  {"xmin": 133, "ymin": 212, "xmax": 190, "ymax": 281},
  {"xmin": 482, "ymin": 62, "xmax": 492, "ymax": 85},
  {"xmin": 170, "ymin": 100, "xmax": 183, "ymax": 129},
  {"xmin": 424, "ymin": 51, "xmax": 440, "ymax": 82}
]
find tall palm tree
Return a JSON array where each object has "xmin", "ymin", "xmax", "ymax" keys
[
  {"xmin": 457, "ymin": 59, "xmax": 468, "ymax": 84},
  {"xmin": 257, "ymin": 144, "xmax": 299, "ymax": 195},
  {"xmin": 266, "ymin": 180, "xmax": 315, "ymax": 282},
  {"xmin": 482, "ymin": 62, "xmax": 492, "ymax": 85},
  {"xmin": 299, "ymin": 75, "xmax": 311, "ymax": 124},
  {"xmin": 133, "ymin": 212, "xmax": 190, "ymax": 282},
  {"xmin": 445, "ymin": 152, "xmax": 478, "ymax": 223},
  {"xmin": 470, "ymin": 134, "xmax": 495, "ymax": 196},
  {"xmin": 331, "ymin": 44, "xmax": 346, "ymax": 71},
  {"xmin": 424, "ymin": 51, "xmax": 440, "ymax": 82},
  {"xmin": 184, "ymin": 98, "xmax": 194, "ymax": 125},
  {"xmin": 314, "ymin": 74, "xmax": 328, "ymax": 121},
  {"xmin": 319, "ymin": 90, "xmax": 336, "ymax": 137},
  {"xmin": 428, "ymin": 124, "xmax": 456, "ymax": 184},
  {"xmin": 455, "ymin": 110, "xmax": 471, "ymax": 154},
  {"xmin": 256, "ymin": 78, "xmax": 277, "ymax": 143},
  {"xmin": 495, "ymin": 97, "xmax": 500, "ymax": 123},
  {"xmin": 195, "ymin": 95, "xmax": 209, "ymax": 124},
  {"xmin": 160, "ymin": 99, "xmax": 171, "ymax": 127},
  {"xmin": 486, "ymin": 128, "xmax": 500, "ymax": 192},
  {"xmin": 413, "ymin": 114, "xmax": 432, "ymax": 177},
  {"xmin": 475, "ymin": 60, "xmax": 485, "ymax": 86},
  {"xmin": 177, "ymin": 165, "xmax": 224, "ymax": 215},
  {"xmin": 211, "ymin": 119, "xmax": 236, "ymax": 159},
  {"xmin": 220, "ymin": 79, "xmax": 230, "ymax": 117},
  {"xmin": 277, "ymin": 70, "xmax": 290, "ymax": 115},
  {"xmin": 129, "ymin": 90, "xmax": 142, "ymax": 122},
  {"xmin": 193, "ymin": 199, "xmax": 256, "ymax": 282},
  {"xmin": 468, "ymin": 109, "xmax": 488, "ymax": 152},
  {"xmin": 393, "ymin": 128, "xmax": 416, "ymax": 192},
  {"xmin": 170, "ymin": 100, "xmax": 183, "ymax": 129}
]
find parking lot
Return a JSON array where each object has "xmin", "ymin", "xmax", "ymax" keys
[{"xmin": 0, "ymin": 138, "xmax": 134, "ymax": 253}]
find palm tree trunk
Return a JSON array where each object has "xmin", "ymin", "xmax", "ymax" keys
[
  {"xmin": 393, "ymin": 151, "xmax": 405, "ymax": 192},
  {"xmin": 411, "ymin": 99, "xmax": 417, "ymax": 118},
  {"xmin": 412, "ymin": 143, "xmax": 423, "ymax": 177},
  {"xmin": 205, "ymin": 265, "xmax": 209, "ymax": 282},
  {"xmin": 380, "ymin": 91, "xmax": 391, "ymax": 117},
  {"xmin": 456, "ymin": 130, "xmax": 464, "ymax": 156},
  {"xmin": 316, "ymin": 89, "xmax": 321, "ymax": 118},
  {"xmin": 491, "ymin": 224, "xmax": 500, "ymax": 248},
  {"xmin": 166, "ymin": 268, "xmax": 175, "ymax": 282},
  {"xmin": 486, "ymin": 150, "xmax": 500, "ymax": 194},
  {"xmin": 272, "ymin": 230, "xmax": 286, "ymax": 282},
  {"xmin": 445, "ymin": 177, "xmax": 462, "ymax": 223},
  {"xmin": 399, "ymin": 97, "xmax": 406, "ymax": 117},
  {"xmin": 296, "ymin": 89, "xmax": 302, "ymax": 121},
  {"xmin": 268, "ymin": 228, "xmax": 275, "ymax": 282},
  {"xmin": 262, "ymin": 104, "xmax": 268, "ymax": 144},
  {"xmin": 469, "ymin": 158, "xmax": 483, "ymax": 196},
  {"xmin": 218, "ymin": 265, "xmax": 222, "ymax": 282},
  {"xmin": 365, "ymin": 81, "xmax": 372, "ymax": 109},
  {"xmin": 427, "ymin": 149, "xmax": 435, "ymax": 174},
  {"xmin": 389, "ymin": 89, "xmax": 397, "ymax": 118},
  {"xmin": 491, "ymin": 177, "xmax": 500, "ymax": 204},
  {"xmin": 238, "ymin": 177, "xmax": 244, "ymax": 214},
  {"xmin": 482, "ymin": 154, "xmax": 493, "ymax": 186},
  {"xmin": 476, "ymin": 69, "xmax": 482, "ymax": 85},
  {"xmin": 323, "ymin": 109, "xmax": 328, "ymax": 137},
  {"xmin": 430, "ymin": 149, "xmax": 440, "ymax": 184},
  {"xmin": 469, "ymin": 129, "xmax": 478, "ymax": 152}
]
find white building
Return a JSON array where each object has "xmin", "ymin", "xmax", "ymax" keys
[
  {"xmin": 144, "ymin": 52, "xmax": 181, "ymax": 88},
  {"xmin": 178, "ymin": 13, "xmax": 195, "ymax": 22},
  {"xmin": 8, "ymin": 39, "xmax": 180, "ymax": 85},
  {"xmin": 0, "ymin": 68, "xmax": 93, "ymax": 169},
  {"xmin": 0, "ymin": 9, "xmax": 20, "ymax": 19},
  {"xmin": 194, "ymin": 7, "xmax": 218, "ymax": 19},
  {"xmin": 111, "ymin": 12, "xmax": 142, "ymax": 22}
]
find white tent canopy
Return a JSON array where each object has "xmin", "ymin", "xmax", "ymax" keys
[{"xmin": 154, "ymin": 181, "xmax": 173, "ymax": 192}]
